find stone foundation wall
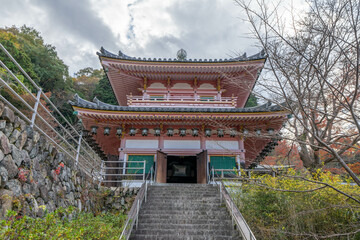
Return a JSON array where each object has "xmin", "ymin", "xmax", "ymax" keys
[{"xmin": 0, "ymin": 101, "xmax": 137, "ymax": 219}]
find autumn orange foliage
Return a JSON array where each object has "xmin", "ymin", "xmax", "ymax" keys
[{"xmin": 262, "ymin": 141, "xmax": 303, "ymax": 169}]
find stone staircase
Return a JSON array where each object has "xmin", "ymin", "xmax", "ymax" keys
[{"xmin": 130, "ymin": 184, "xmax": 240, "ymax": 240}]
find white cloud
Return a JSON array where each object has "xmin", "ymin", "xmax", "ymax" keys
[{"xmin": 0, "ymin": 0, "xmax": 299, "ymax": 75}]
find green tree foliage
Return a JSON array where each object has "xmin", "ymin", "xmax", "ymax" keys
[
  {"xmin": 0, "ymin": 25, "xmax": 119, "ymax": 124},
  {"xmin": 1, "ymin": 26, "xmax": 70, "ymax": 93},
  {"xmin": 75, "ymin": 67, "xmax": 103, "ymax": 79},
  {"xmin": 73, "ymin": 67, "xmax": 104, "ymax": 101},
  {"xmin": 93, "ymin": 75, "xmax": 118, "ymax": 105},
  {"xmin": 244, "ymin": 93, "xmax": 258, "ymax": 107},
  {"xmin": 0, "ymin": 25, "xmax": 77, "ymax": 123},
  {"xmin": 0, "ymin": 29, "xmax": 37, "ymax": 91}
]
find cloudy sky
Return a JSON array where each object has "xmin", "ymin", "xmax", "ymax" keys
[{"xmin": 0, "ymin": 0, "xmax": 306, "ymax": 76}]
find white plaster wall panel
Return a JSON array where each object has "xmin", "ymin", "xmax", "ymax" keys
[
  {"xmin": 206, "ymin": 141, "xmax": 238, "ymax": 150},
  {"xmin": 126, "ymin": 140, "xmax": 158, "ymax": 148},
  {"xmin": 164, "ymin": 140, "xmax": 201, "ymax": 149}
]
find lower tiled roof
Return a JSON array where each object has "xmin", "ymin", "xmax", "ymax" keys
[{"xmin": 69, "ymin": 94, "xmax": 286, "ymax": 113}]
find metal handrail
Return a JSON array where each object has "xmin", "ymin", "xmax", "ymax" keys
[
  {"xmin": 119, "ymin": 167, "xmax": 154, "ymax": 240},
  {"xmin": 0, "ymin": 43, "xmax": 102, "ymax": 178},
  {"xmin": 99, "ymin": 160, "xmax": 147, "ymax": 185},
  {"xmin": 211, "ymin": 168, "xmax": 257, "ymax": 240},
  {"xmin": 220, "ymin": 181, "xmax": 256, "ymax": 240},
  {"xmin": 212, "ymin": 168, "xmax": 276, "ymax": 179},
  {"xmin": 210, "ymin": 168, "xmax": 223, "ymax": 203},
  {"xmin": 212, "ymin": 169, "xmax": 239, "ymax": 179}
]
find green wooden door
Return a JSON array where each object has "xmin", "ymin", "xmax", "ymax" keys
[
  {"xmin": 127, "ymin": 155, "xmax": 154, "ymax": 174},
  {"xmin": 209, "ymin": 156, "xmax": 236, "ymax": 176}
]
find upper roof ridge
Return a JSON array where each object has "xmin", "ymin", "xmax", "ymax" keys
[{"xmin": 97, "ymin": 47, "xmax": 267, "ymax": 63}]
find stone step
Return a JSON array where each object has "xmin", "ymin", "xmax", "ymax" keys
[
  {"xmin": 132, "ymin": 229, "xmax": 238, "ymax": 236},
  {"xmin": 141, "ymin": 206, "xmax": 223, "ymax": 211},
  {"xmin": 150, "ymin": 184, "xmax": 216, "ymax": 187},
  {"xmin": 130, "ymin": 184, "xmax": 240, "ymax": 240},
  {"xmin": 144, "ymin": 200, "xmax": 221, "ymax": 204},
  {"xmin": 146, "ymin": 194, "xmax": 219, "ymax": 198},
  {"xmin": 139, "ymin": 209, "xmax": 230, "ymax": 215},
  {"xmin": 147, "ymin": 191, "xmax": 220, "ymax": 197},
  {"xmin": 148, "ymin": 186, "xmax": 218, "ymax": 190},
  {"xmin": 139, "ymin": 213, "xmax": 231, "ymax": 221},
  {"xmin": 138, "ymin": 218, "xmax": 233, "ymax": 225},
  {"xmin": 138, "ymin": 214, "xmax": 231, "ymax": 221},
  {"xmin": 148, "ymin": 188, "xmax": 219, "ymax": 193},
  {"xmin": 148, "ymin": 188, "xmax": 218, "ymax": 192},
  {"xmin": 141, "ymin": 204, "xmax": 222, "ymax": 211},
  {"xmin": 142, "ymin": 201, "xmax": 223, "ymax": 207},
  {"xmin": 129, "ymin": 234, "xmax": 240, "ymax": 240},
  {"xmin": 149, "ymin": 186, "xmax": 218, "ymax": 189},
  {"xmin": 144, "ymin": 198, "xmax": 220, "ymax": 203},
  {"xmin": 145, "ymin": 195, "xmax": 219, "ymax": 198},
  {"xmin": 136, "ymin": 223, "xmax": 235, "ymax": 231}
]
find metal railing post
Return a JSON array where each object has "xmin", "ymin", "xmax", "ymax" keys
[
  {"xmin": 220, "ymin": 183, "xmax": 222, "ymax": 203},
  {"xmin": 136, "ymin": 199, "xmax": 140, "ymax": 229},
  {"xmin": 212, "ymin": 167, "xmax": 214, "ymax": 184},
  {"xmin": 143, "ymin": 161, "xmax": 146, "ymax": 181},
  {"xmin": 30, "ymin": 89, "xmax": 41, "ymax": 128},
  {"xmin": 145, "ymin": 181, "xmax": 148, "ymax": 203},
  {"xmin": 150, "ymin": 167, "xmax": 153, "ymax": 184},
  {"xmin": 99, "ymin": 161, "xmax": 104, "ymax": 187},
  {"xmin": 75, "ymin": 131, "xmax": 83, "ymax": 166},
  {"xmin": 231, "ymin": 201, "xmax": 234, "ymax": 226}
]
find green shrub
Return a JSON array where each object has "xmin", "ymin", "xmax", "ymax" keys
[
  {"xmin": 0, "ymin": 206, "xmax": 126, "ymax": 239},
  {"xmin": 230, "ymin": 169, "xmax": 360, "ymax": 240}
]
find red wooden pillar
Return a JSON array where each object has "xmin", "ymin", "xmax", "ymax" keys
[
  {"xmin": 119, "ymin": 136, "xmax": 126, "ymax": 160},
  {"xmin": 158, "ymin": 135, "xmax": 164, "ymax": 150},
  {"xmin": 238, "ymin": 137, "xmax": 246, "ymax": 169},
  {"xmin": 200, "ymin": 135, "xmax": 206, "ymax": 150}
]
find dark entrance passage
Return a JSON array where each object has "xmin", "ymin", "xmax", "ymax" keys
[{"xmin": 166, "ymin": 155, "xmax": 197, "ymax": 183}]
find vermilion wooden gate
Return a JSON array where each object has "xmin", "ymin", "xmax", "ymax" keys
[
  {"xmin": 197, "ymin": 150, "xmax": 208, "ymax": 184},
  {"xmin": 156, "ymin": 151, "xmax": 167, "ymax": 183}
]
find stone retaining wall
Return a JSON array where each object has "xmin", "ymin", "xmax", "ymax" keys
[{"xmin": 0, "ymin": 101, "xmax": 136, "ymax": 219}]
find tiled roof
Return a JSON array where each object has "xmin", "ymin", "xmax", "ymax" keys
[
  {"xmin": 69, "ymin": 94, "xmax": 285, "ymax": 113},
  {"xmin": 97, "ymin": 47, "xmax": 267, "ymax": 63}
]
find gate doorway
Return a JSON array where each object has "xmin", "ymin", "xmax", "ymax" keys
[
  {"xmin": 155, "ymin": 150, "xmax": 208, "ymax": 184},
  {"xmin": 167, "ymin": 155, "xmax": 197, "ymax": 183}
]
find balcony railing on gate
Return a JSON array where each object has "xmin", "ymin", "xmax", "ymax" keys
[
  {"xmin": 0, "ymin": 43, "xmax": 102, "ymax": 178},
  {"xmin": 127, "ymin": 95, "xmax": 237, "ymax": 108}
]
